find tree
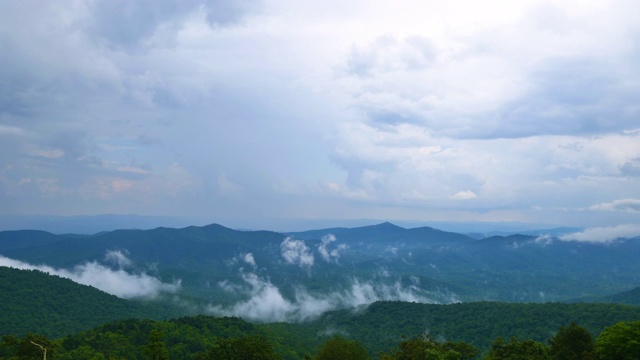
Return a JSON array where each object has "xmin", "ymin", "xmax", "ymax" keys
[
  {"xmin": 379, "ymin": 335, "xmax": 477, "ymax": 360},
  {"xmin": 314, "ymin": 335, "xmax": 371, "ymax": 360},
  {"xmin": 57, "ymin": 345, "xmax": 106, "ymax": 360},
  {"xmin": 548, "ymin": 323, "xmax": 594, "ymax": 360},
  {"xmin": 485, "ymin": 336, "xmax": 549, "ymax": 360},
  {"xmin": 195, "ymin": 334, "xmax": 281, "ymax": 360},
  {"xmin": 142, "ymin": 329, "xmax": 170, "ymax": 360},
  {"xmin": 595, "ymin": 320, "xmax": 640, "ymax": 360}
]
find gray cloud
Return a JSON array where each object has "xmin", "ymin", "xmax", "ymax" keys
[
  {"xmin": 1, "ymin": 0, "xmax": 640, "ymax": 228},
  {"xmin": 620, "ymin": 158, "xmax": 640, "ymax": 176},
  {"xmin": 85, "ymin": 0, "xmax": 259, "ymax": 49},
  {"xmin": 496, "ymin": 58, "xmax": 639, "ymax": 139}
]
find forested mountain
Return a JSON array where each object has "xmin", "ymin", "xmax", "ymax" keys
[
  {"xmin": 1, "ymin": 222, "xmax": 640, "ymax": 323},
  {"xmin": 0, "ymin": 267, "xmax": 177, "ymax": 338}
]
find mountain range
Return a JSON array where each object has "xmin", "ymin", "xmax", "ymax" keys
[{"xmin": 1, "ymin": 222, "xmax": 639, "ymax": 324}]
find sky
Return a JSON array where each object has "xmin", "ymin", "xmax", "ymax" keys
[{"xmin": 1, "ymin": 0, "xmax": 639, "ymax": 230}]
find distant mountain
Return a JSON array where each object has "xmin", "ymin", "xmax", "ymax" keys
[
  {"xmin": 465, "ymin": 227, "xmax": 583, "ymax": 239},
  {"xmin": 0, "ymin": 214, "xmax": 208, "ymax": 234},
  {"xmin": 0, "ymin": 267, "xmax": 176, "ymax": 338},
  {"xmin": 1, "ymin": 221, "xmax": 640, "ymax": 322},
  {"xmin": 598, "ymin": 286, "xmax": 640, "ymax": 305},
  {"xmin": 287, "ymin": 221, "xmax": 473, "ymax": 246}
]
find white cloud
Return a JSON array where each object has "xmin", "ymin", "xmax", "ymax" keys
[
  {"xmin": 280, "ymin": 237, "xmax": 314, "ymax": 267},
  {"xmin": 317, "ymin": 234, "xmax": 348, "ymax": 263},
  {"xmin": 241, "ymin": 252, "xmax": 256, "ymax": 268},
  {"xmin": 0, "ymin": 253, "xmax": 180, "ymax": 298},
  {"xmin": 559, "ymin": 224, "xmax": 640, "ymax": 243},
  {"xmin": 104, "ymin": 249, "xmax": 133, "ymax": 268},
  {"xmin": 208, "ymin": 271, "xmax": 447, "ymax": 322},
  {"xmin": 450, "ymin": 190, "xmax": 477, "ymax": 200},
  {"xmin": 589, "ymin": 199, "xmax": 640, "ymax": 212}
]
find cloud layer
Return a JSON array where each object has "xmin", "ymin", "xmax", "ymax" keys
[
  {"xmin": 0, "ymin": 251, "xmax": 180, "ymax": 298},
  {"xmin": 559, "ymin": 224, "xmax": 640, "ymax": 244},
  {"xmin": 209, "ymin": 270, "xmax": 449, "ymax": 322},
  {"xmin": 0, "ymin": 0, "xmax": 639, "ymax": 228}
]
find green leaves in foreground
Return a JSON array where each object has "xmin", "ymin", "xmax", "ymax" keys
[{"xmin": 595, "ymin": 320, "xmax": 640, "ymax": 360}]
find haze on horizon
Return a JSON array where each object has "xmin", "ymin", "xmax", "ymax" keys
[{"xmin": 1, "ymin": 0, "xmax": 639, "ymax": 235}]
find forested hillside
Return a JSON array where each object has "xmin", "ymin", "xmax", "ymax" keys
[
  {"xmin": 305, "ymin": 301, "xmax": 640, "ymax": 354},
  {"xmin": 2, "ymin": 304, "xmax": 640, "ymax": 359},
  {"xmin": 0, "ymin": 267, "xmax": 177, "ymax": 338}
]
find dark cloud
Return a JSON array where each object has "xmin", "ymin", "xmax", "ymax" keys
[
  {"xmin": 85, "ymin": 0, "xmax": 259, "ymax": 49},
  {"xmin": 496, "ymin": 58, "xmax": 639, "ymax": 138},
  {"xmin": 620, "ymin": 158, "xmax": 640, "ymax": 176}
]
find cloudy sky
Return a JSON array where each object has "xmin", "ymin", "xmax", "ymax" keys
[{"xmin": 1, "ymin": 0, "xmax": 639, "ymax": 229}]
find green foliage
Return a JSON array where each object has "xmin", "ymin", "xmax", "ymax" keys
[
  {"xmin": 313, "ymin": 335, "xmax": 371, "ymax": 360},
  {"xmin": 0, "ymin": 267, "xmax": 175, "ymax": 338},
  {"xmin": 595, "ymin": 320, "xmax": 640, "ymax": 360},
  {"xmin": 194, "ymin": 334, "xmax": 281, "ymax": 360},
  {"xmin": 548, "ymin": 323, "xmax": 594, "ymax": 360},
  {"xmin": 0, "ymin": 333, "xmax": 58, "ymax": 360},
  {"xmin": 2, "ymin": 309, "xmax": 640, "ymax": 359},
  {"xmin": 379, "ymin": 335, "xmax": 478, "ymax": 360},
  {"xmin": 485, "ymin": 337, "xmax": 549, "ymax": 360},
  {"xmin": 142, "ymin": 329, "xmax": 169, "ymax": 360},
  {"xmin": 306, "ymin": 301, "xmax": 640, "ymax": 355}
]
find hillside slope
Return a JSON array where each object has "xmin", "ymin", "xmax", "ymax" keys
[{"xmin": 0, "ymin": 266, "xmax": 176, "ymax": 338}]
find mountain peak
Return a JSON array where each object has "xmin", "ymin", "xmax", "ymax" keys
[{"xmin": 375, "ymin": 222, "xmax": 403, "ymax": 229}]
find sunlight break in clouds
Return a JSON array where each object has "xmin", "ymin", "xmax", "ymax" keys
[
  {"xmin": 0, "ymin": 253, "xmax": 180, "ymax": 299},
  {"xmin": 559, "ymin": 224, "xmax": 640, "ymax": 244},
  {"xmin": 280, "ymin": 237, "xmax": 314, "ymax": 267}
]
